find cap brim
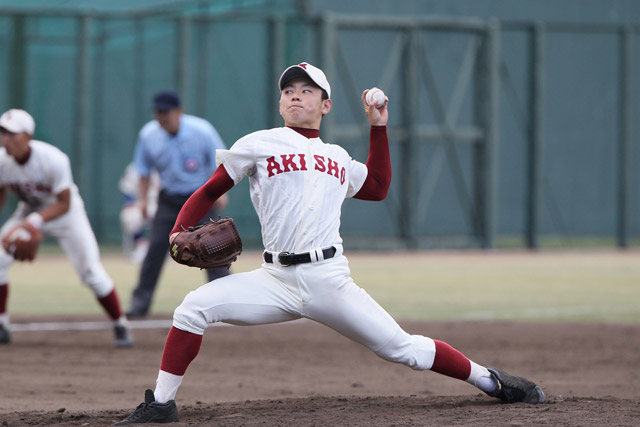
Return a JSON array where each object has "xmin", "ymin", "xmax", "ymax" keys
[
  {"xmin": 0, "ymin": 123, "xmax": 21, "ymax": 133},
  {"xmin": 154, "ymin": 104, "xmax": 178, "ymax": 111},
  {"xmin": 280, "ymin": 67, "xmax": 313, "ymax": 89}
]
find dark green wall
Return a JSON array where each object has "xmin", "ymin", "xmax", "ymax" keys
[{"xmin": 1, "ymin": 1, "xmax": 638, "ymax": 248}]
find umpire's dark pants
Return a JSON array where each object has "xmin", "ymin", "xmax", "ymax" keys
[{"xmin": 127, "ymin": 190, "xmax": 230, "ymax": 317}]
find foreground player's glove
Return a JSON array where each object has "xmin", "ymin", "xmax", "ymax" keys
[
  {"xmin": 170, "ymin": 217, "xmax": 242, "ymax": 269},
  {"xmin": 2, "ymin": 223, "xmax": 42, "ymax": 262}
]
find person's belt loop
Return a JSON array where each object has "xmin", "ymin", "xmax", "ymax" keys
[{"xmin": 331, "ymin": 244, "xmax": 343, "ymax": 258}]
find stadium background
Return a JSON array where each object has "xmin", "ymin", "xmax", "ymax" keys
[
  {"xmin": 0, "ymin": 0, "xmax": 639, "ymax": 250},
  {"xmin": 0, "ymin": 3, "xmax": 639, "ymax": 425}
]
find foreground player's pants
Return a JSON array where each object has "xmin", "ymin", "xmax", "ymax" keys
[{"xmin": 173, "ymin": 255, "xmax": 436, "ymax": 370}]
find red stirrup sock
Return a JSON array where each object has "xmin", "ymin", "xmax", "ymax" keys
[
  {"xmin": 0, "ymin": 283, "xmax": 8, "ymax": 315},
  {"xmin": 430, "ymin": 340, "xmax": 472, "ymax": 380},
  {"xmin": 97, "ymin": 288, "xmax": 123, "ymax": 320},
  {"xmin": 160, "ymin": 326, "xmax": 203, "ymax": 376}
]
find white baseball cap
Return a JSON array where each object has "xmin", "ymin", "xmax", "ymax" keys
[
  {"xmin": 0, "ymin": 109, "xmax": 36, "ymax": 135},
  {"xmin": 279, "ymin": 62, "xmax": 331, "ymax": 99}
]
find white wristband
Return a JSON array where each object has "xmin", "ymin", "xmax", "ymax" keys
[{"xmin": 26, "ymin": 212, "xmax": 44, "ymax": 229}]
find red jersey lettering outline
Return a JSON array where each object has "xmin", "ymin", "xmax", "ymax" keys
[
  {"xmin": 266, "ymin": 156, "xmax": 284, "ymax": 177},
  {"xmin": 327, "ymin": 158, "xmax": 339, "ymax": 178},
  {"xmin": 265, "ymin": 153, "xmax": 345, "ymax": 185},
  {"xmin": 280, "ymin": 154, "xmax": 300, "ymax": 172},
  {"xmin": 314, "ymin": 155, "xmax": 326, "ymax": 172}
]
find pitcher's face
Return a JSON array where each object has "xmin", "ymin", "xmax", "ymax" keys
[{"xmin": 279, "ymin": 78, "xmax": 331, "ymax": 129}]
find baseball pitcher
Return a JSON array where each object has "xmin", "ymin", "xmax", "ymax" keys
[{"xmin": 115, "ymin": 62, "xmax": 544, "ymax": 424}]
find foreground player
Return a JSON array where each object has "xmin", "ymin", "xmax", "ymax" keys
[
  {"xmin": 115, "ymin": 62, "xmax": 544, "ymax": 424},
  {"xmin": 0, "ymin": 109, "xmax": 132, "ymax": 347}
]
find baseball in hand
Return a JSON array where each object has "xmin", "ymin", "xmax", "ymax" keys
[
  {"xmin": 9, "ymin": 227, "xmax": 31, "ymax": 242},
  {"xmin": 4, "ymin": 227, "xmax": 31, "ymax": 256},
  {"xmin": 365, "ymin": 88, "xmax": 386, "ymax": 107}
]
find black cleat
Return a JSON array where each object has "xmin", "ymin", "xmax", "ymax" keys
[
  {"xmin": 0, "ymin": 323, "xmax": 11, "ymax": 344},
  {"xmin": 486, "ymin": 367, "xmax": 546, "ymax": 404},
  {"xmin": 114, "ymin": 323, "xmax": 133, "ymax": 348},
  {"xmin": 113, "ymin": 389, "xmax": 179, "ymax": 425}
]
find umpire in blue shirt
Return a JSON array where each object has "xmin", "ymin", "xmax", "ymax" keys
[{"xmin": 126, "ymin": 91, "xmax": 230, "ymax": 318}]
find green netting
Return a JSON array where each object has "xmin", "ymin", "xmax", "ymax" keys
[
  {"xmin": 0, "ymin": 0, "xmax": 289, "ymax": 14},
  {"xmin": 0, "ymin": 3, "xmax": 638, "ymax": 248}
]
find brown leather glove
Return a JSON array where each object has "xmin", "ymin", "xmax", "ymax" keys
[
  {"xmin": 2, "ymin": 223, "xmax": 42, "ymax": 262},
  {"xmin": 170, "ymin": 217, "xmax": 242, "ymax": 269}
]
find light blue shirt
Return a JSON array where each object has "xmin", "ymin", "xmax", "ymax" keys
[{"xmin": 133, "ymin": 114, "xmax": 225, "ymax": 195}]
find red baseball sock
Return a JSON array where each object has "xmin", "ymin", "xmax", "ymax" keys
[
  {"xmin": 160, "ymin": 326, "xmax": 203, "ymax": 376},
  {"xmin": 430, "ymin": 340, "xmax": 472, "ymax": 380},
  {"xmin": 97, "ymin": 289, "xmax": 123, "ymax": 321},
  {"xmin": 0, "ymin": 283, "xmax": 8, "ymax": 314}
]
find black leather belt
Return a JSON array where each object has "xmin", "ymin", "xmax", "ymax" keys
[{"xmin": 263, "ymin": 246, "xmax": 337, "ymax": 267}]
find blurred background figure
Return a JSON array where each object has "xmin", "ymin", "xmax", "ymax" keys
[
  {"xmin": 126, "ymin": 91, "xmax": 230, "ymax": 319},
  {"xmin": 0, "ymin": 108, "xmax": 132, "ymax": 347},
  {"xmin": 118, "ymin": 163, "xmax": 160, "ymax": 263}
]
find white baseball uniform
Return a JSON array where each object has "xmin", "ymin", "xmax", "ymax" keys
[
  {"xmin": 172, "ymin": 127, "xmax": 436, "ymax": 370},
  {"xmin": 0, "ymin": 140, "xmax": 114, "ymax": 297},
  {"xmin": 115, "ymin": 68, "xmax": 545, "ymax": 420}
]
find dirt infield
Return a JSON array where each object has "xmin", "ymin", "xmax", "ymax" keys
[{"xmin": 0, "ymin": 316, "xmax": 638, "ymax": 426}]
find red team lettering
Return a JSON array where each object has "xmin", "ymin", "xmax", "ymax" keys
[
  {"xmin": 326, "ymin": 158, "xmax": 339, "ymax": 179},
  {"xmin": 267, "ymin": 153, "xmax": 345, "ymax": 184},
  {"xmin": 314, "ymin": 154, "xmax": 326, "ymax": 172},
  {"xmin": 7, "ymin": 182, "xmax": 52, "ymax": 193},
  {"xmin": 266, "ymin": 156, "xmax": 283, "ymax": 176},
  {"xmin": 280, "ymin": 154, "xmax": 306, "ymax": 172}
]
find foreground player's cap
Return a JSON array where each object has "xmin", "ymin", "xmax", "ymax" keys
[
  {"xmin": 0, "ymin": 109, "xmax": 35, "ymax": 135},
  {"xmin": 153, "ymin": 90, "xmax": 181, "ymax": 111},
  {"xmin": 279, "ymin": 62, "xmax": 331, "ymax": 99}
]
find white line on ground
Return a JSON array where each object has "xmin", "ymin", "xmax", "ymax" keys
[
  {"xmin": 10, "ymin": 318, "xmax": 308, "ymax": 332},
  {"xmin": 11, "ymin": 319, "xmax": 173, "ymax": 332}
]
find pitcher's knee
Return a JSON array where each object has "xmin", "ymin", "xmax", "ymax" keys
[
  {"xmin": 375, "ymin": 332, "xmax": 436, "ymax": 371},
  {"xmin": 172, "ymin": 292, "xmax": 208, "ymax": 335}
]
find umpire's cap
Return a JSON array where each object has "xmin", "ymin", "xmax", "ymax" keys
[
  {"xmin": 153, "ymin": 91, "xmax": 181, "ymax": 111},
  {"xmin": 279, "ymin": 62, "xmax": 331, "ymax": 99}
]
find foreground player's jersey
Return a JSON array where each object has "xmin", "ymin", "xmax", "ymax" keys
[{"xmin": 217, "ymin": 127, "xmax": 368, "ymax": 253}]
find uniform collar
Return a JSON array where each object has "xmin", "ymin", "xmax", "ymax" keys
[{"xmin": 287, "ymin": 126, "xmax": 319, "ymax": 139}]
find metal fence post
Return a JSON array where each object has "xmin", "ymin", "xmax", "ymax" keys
[
  {"xmin": 525, "ymin": 22, "xmax": 545, "ymax": 249},
  {"xmin": 617, "ymin": 26, "xmax": 634, "ymax": 248},
  {"xmin": 177, "ymin": 15, "xmax": 191, "ymax": 107},
  {"xmin": 318, "ymin": 12, "xmax": 336, "ymax": 142},
  {"xmin": 75, "ymin": 14, "xmax": 91, "ymax": 197},
  {"xmin": 482, "ymin": 18, "xmax": 500, "ymax": 249},
  {"xmin": 9, "ymin": 14, "xmax": 27, "ymax": 109},
  {"xmin": 134, "ymin": 17, "xmax": 146, "ymax": 132},
  {"xmin": 401, "ymin": 26, "xmax": 420, "ymax": 248},
  {"xmin": 93, "ymin": 17, "xmax": 106, "ymax": 235},
  {"xmin": 269, "ymin": 14, "xmax": 286, "ymax": 128}
]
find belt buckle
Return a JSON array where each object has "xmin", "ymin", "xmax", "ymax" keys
[{"xmin": 278, "ymin": 252, "xmax": 293, "ymax": 267}]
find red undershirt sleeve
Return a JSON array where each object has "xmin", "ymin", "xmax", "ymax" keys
[
  {"xmin": 354, "ymin": 125, "xmax": 391, "ymax": 201},
  {"xmin": 171, "ymin": 164, "xmax": 235, "ymax": 235}
]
